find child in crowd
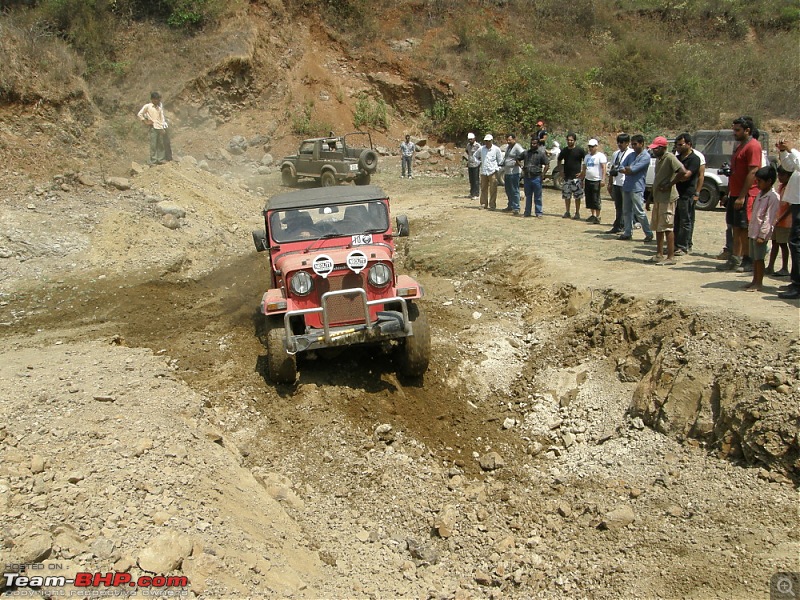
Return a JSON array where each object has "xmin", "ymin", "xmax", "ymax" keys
[
  {"xmin": 765, "ymin": 165, "xmax": 792, "ymax": 277},
  {"xmin": 746, "ymin": 166, "xmax": 780, "ymax": 291}
]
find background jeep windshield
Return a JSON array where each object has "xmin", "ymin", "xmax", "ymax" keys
[{"xmin": 270, "ymin": 201, "xmax": 389, "ymax": 243}]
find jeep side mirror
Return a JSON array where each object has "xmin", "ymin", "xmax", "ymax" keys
[
  {"xmin": 395, "ymin": 215, "xmax": 410, "ymax": 237},
  {"xmin": 252, "ymin": 229, "xmax": 268, "ymax": 252}
]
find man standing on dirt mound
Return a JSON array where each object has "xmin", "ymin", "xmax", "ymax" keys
[{"xmin": 137, "ymin": 91, "xmax": 171, "ymax": 165}]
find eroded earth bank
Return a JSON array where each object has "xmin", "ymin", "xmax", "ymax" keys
[{"xmin": 0, "ymin": 161, "xmax": 798, "ymax": 599}]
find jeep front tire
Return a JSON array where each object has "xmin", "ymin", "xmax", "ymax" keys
[
  {"xmin": 266, "ymin": 319, "xmax": 297, "ymax": 384},
  {"xmin": 397, "ymin": 302, "xmax": 430, "ymax": 377}
]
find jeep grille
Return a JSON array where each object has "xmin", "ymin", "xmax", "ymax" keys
[{"xmin": 318, "ymin": 268, "xmax": 367, "ymax": 324}]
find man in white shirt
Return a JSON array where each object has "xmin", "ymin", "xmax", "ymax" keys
[
  {"xmin": 579, "ymin": 138, "xmax": 607, "ymax": 224},
  {"xmin": 137, "ymin": 91, "xmax": 170, "ymax": 165},
  {"xmin": 474, "ymin": 134, "xmax": 503, "ymax": 210},
  {"xmin": 776, "ymin": 139, "xmax": 800, "ymax": 299}
]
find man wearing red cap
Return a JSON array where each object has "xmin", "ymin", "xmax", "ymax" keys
[
  {"xmin": 535, "ymin": 120, "xmax": 548, "ymax": 143},
  {"xmin": 648, "ymin": 136, "xmax": 688, "ymax": 265}
]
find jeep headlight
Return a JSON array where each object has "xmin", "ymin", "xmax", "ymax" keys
[
  {"xmin": 368, "ymin": 263, "xmax": 391, "ymax": 287},
  {"xmin": 290, "ymin": 271, "xmax": 313, "ymax": 296}
]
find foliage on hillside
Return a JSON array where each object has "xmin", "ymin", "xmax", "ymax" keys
[{"xmin": 0, "ymin": 0, "xmax": 797, "ymax": 140}]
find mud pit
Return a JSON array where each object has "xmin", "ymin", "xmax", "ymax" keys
[{"xmin": 1, "ymin": 165, "xmax": 798, "ymax": 599}]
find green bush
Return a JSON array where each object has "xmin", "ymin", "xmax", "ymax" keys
[
  {"xmin": 430, "ymin": 55, "xmax": 593, "ymax": 139},
  {"xmin": 353, "ymin": 93, "xmax": 389, "ymax": 130}
]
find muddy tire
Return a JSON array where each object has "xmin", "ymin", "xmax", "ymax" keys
[
  {"xmin": 266, "ymin": 320, "xmax": 296, "ymax": 384},
  {"xmin": 354, "ymin": 173, "xmax": 371, "ymax": 186},
  {"xmin": 697, "ymin": 180, "xmax": 719, "ymax": 211},
  {"xmin": 320, "ymin": 171, "xmax": 337, "ymax": 187},
  {"xmin": 358, "ymin": 149, "xmax": 379, "ymax": 173},
  {"xmin": 281, "ymin": 167, "xmax": 297, "ymax": 186},
  {"xmin": 397, "ymin": 303, "xmax": 430, "ymax": 377}
]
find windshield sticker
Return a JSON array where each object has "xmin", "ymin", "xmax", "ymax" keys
[
  {"xmin": 312, "ymin": 254, "xmax": 334, "ymax": 279},
  {"xmin": 351, "ymin": 234, "xmax": 373, "ymax": 245},
  {"xmin": 346, "ymin": 250, "xmax": 368, "ymax": 274}
]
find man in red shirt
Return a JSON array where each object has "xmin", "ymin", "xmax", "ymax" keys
[{"xmin": 718, "ymin": 116, "xmax": 762, "ymax": 272}]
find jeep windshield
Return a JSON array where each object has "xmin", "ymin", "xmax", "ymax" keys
[{"xmin": 270, "ymin": 200, "xmax": 389, "ymax": 243}]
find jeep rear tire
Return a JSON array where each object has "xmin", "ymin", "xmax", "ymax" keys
[
  {"xmin": 320, "ymin": 171, "xmax": 337, "ymax": 187},
  {"xmin": 358, "ymin": 149, "xmax": 379, "ymax": 173},
  {"xmin": 697, "ymin": 180, "xmax": 719, "ymax": 210},
  {"xmin": 281, "ymin": 167, "xmax": 297, "ymax": 186},
  {"xmin": 397, "ymin": 302, "xmax": 430, "ymax": 377},
  {"xmin": 354, "ymin": 173, "xmax": 371, "ymax": 186},
  {"xmin": 266, "ymin": 319, "xmax": 296, "ymax": 384}
]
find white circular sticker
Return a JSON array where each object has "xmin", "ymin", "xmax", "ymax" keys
[
  {"xmin": 312, "ymin": 254, "xmax": 334, "ymax": 279},
  {"xmin": 346, "ymin": 250, "xmax": 368, "ymax": 274}
]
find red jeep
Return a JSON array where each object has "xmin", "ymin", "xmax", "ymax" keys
[{"xmin": 252, "ymin": 185, "xmax": 430, "ymax": 383}]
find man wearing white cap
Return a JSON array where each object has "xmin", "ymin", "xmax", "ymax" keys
[
  {"xmin": 473, "ymin": 134, "xmax": 503, "ymax": 210},
  {"xmin": 579, "ymin": 139, "xmax": 607, "ymax": 224},
  {"xmin": 464, "ymin": 132, "xmax": 481, "ymax": 200}
]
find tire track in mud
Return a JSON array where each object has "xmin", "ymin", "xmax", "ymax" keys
[{"xmin": 0, "ymin": 251, "xmax": 527, "ymax": 477}]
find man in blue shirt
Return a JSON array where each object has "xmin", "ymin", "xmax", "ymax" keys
[{"xmin": 618, "ymin": 134, "xmax": 654, "ymax": 241}]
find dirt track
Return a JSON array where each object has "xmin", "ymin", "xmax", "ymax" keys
[{"xmin": 0, "ymin": 163, "xmax": 798, "ymax": 599}]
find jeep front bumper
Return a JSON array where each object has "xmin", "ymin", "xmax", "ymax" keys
[{"xmin": 282, "ymin": 288, "xmax": 413, "ymax": 354}]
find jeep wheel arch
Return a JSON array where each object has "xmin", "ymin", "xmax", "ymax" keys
[
  {"xmin": 697, "ymin": 180, "xmax": 719, "ymax": 211},
  {"xmin": 397, "ymin": 302, "xmax": 430, "ymax": 377},
  {"xmin": 358, "ymin": 149, "xmax": 379, "ymax": 173},
  {"xmin": 320, "ymin": 171, "xmax": 337, "ymax": 187},
  {"xmin": 281, "ymin": 165, "xmax": 297, "ymax": 186}
]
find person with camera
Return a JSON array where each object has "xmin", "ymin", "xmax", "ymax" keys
[
  {"xmin": 617, "ymin": 134, "xmax": 654, "ymax": 242},
  {"xmin": 518, "ymin": 136, "xmax": 549, "ymax": 218},
  {"xmin": 606, "ymin": 133, "xmax": 633, "ymax": 235}
]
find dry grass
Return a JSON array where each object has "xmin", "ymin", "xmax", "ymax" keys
[{"xmin": 0, "ymin": 18, "xmax": 85, "ymax": 103}]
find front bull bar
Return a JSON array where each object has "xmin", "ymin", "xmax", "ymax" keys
[{"xmin": 282, "ymin": 289, "xmax": 411, "ymax": 353}]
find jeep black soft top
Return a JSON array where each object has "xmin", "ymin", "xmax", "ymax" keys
[{"xmin": 264, "ymin": 185, "xmax": 388, "ymax": 213}]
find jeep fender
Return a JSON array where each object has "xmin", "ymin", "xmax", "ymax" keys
[{"xmin": 280, "ymin": 162, "xmax": 296, "ymax": 177}]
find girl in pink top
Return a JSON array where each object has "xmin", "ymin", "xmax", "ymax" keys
[{"xmin": 746, "ymin": 166, "xmax": 780, "ymax": 291}]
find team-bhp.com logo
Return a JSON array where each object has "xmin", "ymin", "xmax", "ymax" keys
[{"xmin": 4, "ymin": 563, "xmax": 189, "ymax": 597}]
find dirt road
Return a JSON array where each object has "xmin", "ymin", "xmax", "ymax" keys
[{"xmin": 0, "ymin": 163, "xmax": 797, "ymax": 599}]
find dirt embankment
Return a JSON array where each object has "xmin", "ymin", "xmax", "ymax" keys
[{"xmin": 1, "ymin": 155, "xmax": 798, "ymax": 599}]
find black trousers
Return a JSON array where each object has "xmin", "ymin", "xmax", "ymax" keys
[
  {"xmin": 674, "ymin": 193, "xmax": 693, "ymax": 252},
  {"xmin": 611, "ymin": 185, "xmax": 623, "ymax": 230},
  {"xmin": 790, "ymin": 203, "xmax": 800, "ymax": 287}
]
